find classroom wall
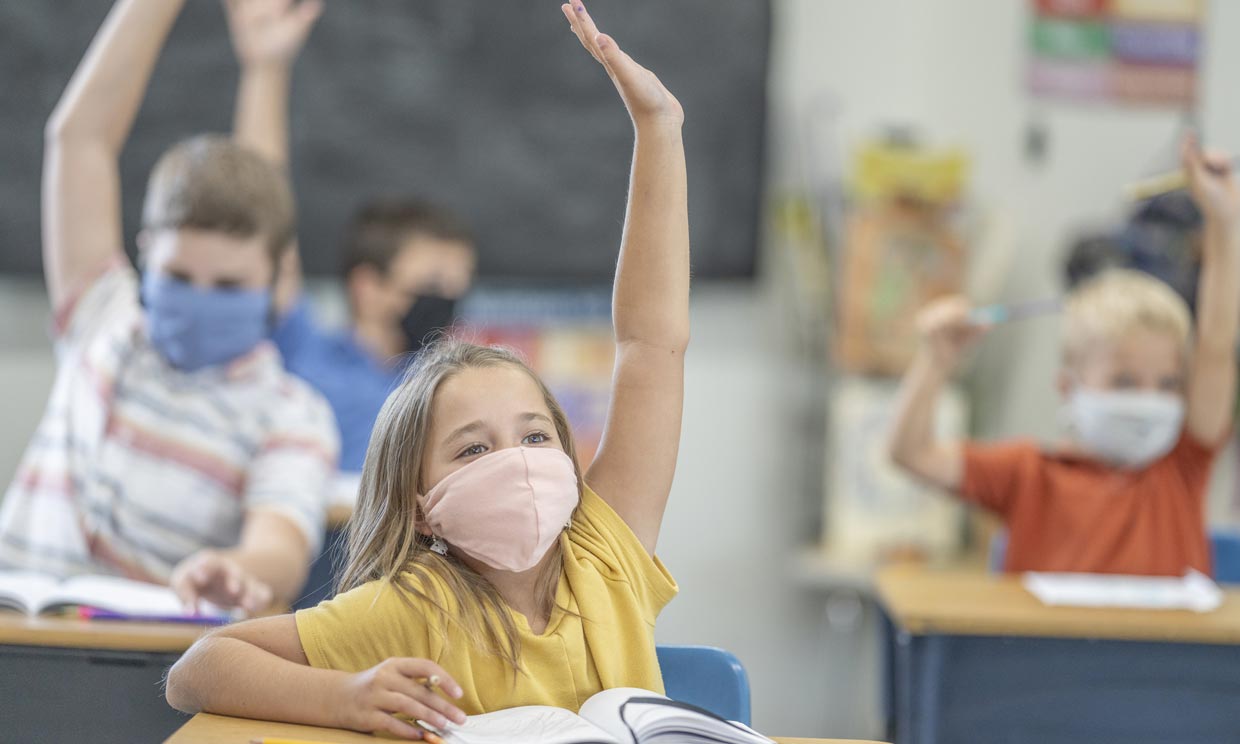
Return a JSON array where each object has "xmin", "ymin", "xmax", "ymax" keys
[{"xmin": 3, "ymin": 1, "xmax": 1240, "ymax": 740}]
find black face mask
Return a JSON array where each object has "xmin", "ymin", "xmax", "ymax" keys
[{"xmin": 400, "ymin": 294, "xmax": 457, "ymax": 354}]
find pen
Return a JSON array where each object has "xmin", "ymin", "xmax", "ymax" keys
[{"xmin": 970, "ymin": 298, "xmax": 1061, "ymax": 325}]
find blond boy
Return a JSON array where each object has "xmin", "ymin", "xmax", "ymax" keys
[
  {"xmin": 0, "ymin": 0, "xmax": 338, "ymax": 612},
  {"xmin": 889, "ymin": 140, "xmax": 1239, "ymax": 575}
]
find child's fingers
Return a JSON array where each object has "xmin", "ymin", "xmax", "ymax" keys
[
  {"xmin": 364, "ymin": 710, "xmax": 424, "ymax": 740},
  {"xmin": 561, "ymin": 4, "xmax": 604, "ymax": 65},
  {"xmin": 393, "ymin": 682, "xmax": 467, "ymax": 726},
  {"xmin": 393, "ymin": 659, "xmax": 464, "ymax": 698},
  {"xmin": 381, "ymin": 691, "xmax": 457, "ymax": 731},
  {"xmin": 1201, "ymin": 150, "xmax": 1233, "ymax": 178},
  {"xmin": 595, "ymin": 34, "xmax": 641, "ymax": 85},
  {"xmin": 295, "ymin": 0, "xmax": 324, "ymax": 29}
]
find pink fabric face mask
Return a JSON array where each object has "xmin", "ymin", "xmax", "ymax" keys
[{"xmin": 421, "ymin": 446, "xmax": 579, "ymax": 572}]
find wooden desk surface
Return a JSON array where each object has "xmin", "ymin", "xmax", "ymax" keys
[
  {"xmin": 877, "ymin": 565, "xmax": 1240, "ymax": 644},
  {"xmin": 0, "ymin": 612, "xmax": 210, "ymax": 653},
  {"xmin": 166, "ymin": 713, "xmax": 887, "ymax": 744}
]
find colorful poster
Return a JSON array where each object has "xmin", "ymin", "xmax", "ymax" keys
[
  {"xmin": 458, "ymin": 290, "xmax": 614, "ymax": 468},
  {"xmin": 1028, "ymin": 0, "xmax": 1202, "ymax": 106}
]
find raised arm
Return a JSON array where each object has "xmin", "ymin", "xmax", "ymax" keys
[
  {"xmin": 225, "ymin": 0, "xmax": 322, "ymax": 168},
  {"xmin": 563, "ymin": 3, "xmax": 689, "ymax": 554},
  {"xmin": 888, "ymin": 297, "xmax": 989, "ymax": 492},
  {"xmin": 42, "ymin": 0, "xmax": 189, "ymax": 309},
  {"xmin": 1183, "ymin": 137, "xmax": 1240, "ymax": 446},
  {"xmin": 225, "ymin": 0, "xmax": 322, "ymax": 315}
]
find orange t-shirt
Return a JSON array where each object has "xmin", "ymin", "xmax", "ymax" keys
[{"xmin": 961, "ymin": 431, "xmax": 1221, "ymax": 576}]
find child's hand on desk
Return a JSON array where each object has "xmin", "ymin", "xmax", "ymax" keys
[
  {"xmin": 1182, "ymin": 135, "xmax": 1240, "ymax": 229},
  {"xmin": 335, "ymin": 658, "xmax": 467, "ymax": 740},
  {"xmin": 223, "ymin": 0, "xmax": 323, "ymax": 70},
  {"xmin": 561, "ymin": 1, "xmax": 684, "ymax": 129},
  {"xmin": 170, "ymin": 550, "xmax": 274, "ymax": 616},
  {"xmin": 917, "ymin": 295, "xmax": 989, "ymax": 372}
]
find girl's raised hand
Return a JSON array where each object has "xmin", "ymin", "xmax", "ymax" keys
[
  {"xmin": 561, "ymin": 2, "xmax": 684, "ymax": 128},
  {"xmin": 335, "ymin": 658, "xmax": 467, "ymax": 740}
]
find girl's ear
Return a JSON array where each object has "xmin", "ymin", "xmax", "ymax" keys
[{"xmin": 414, "ymin": 499, "xmax": 434, "ymax": 536}]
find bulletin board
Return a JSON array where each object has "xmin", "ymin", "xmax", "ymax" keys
[{"xmin": 1028, "ymin": 0, "xmax": 1203, "ymax": 106}]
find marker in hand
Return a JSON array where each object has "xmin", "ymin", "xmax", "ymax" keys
[{"xmin": 969, "ymin": 297, "xmax": 1061, "ymax": 326}]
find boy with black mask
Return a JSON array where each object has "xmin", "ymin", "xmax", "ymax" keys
[{"xmin": 223, "ymin": 0, "xmax": 477, "ymax": 484}]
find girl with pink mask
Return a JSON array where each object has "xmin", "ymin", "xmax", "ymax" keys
[{"xmin": 166, "ymin": 2, "xmax": 690, "ymax": 738}]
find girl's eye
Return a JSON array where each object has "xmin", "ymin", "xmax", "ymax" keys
[
  {"xmin": 523, "ymin": 431, "xmax": 550, "ymax": 445},
  {"xmin": 457, "ymin": 444, "xmax": 487, "ymax": 459}
]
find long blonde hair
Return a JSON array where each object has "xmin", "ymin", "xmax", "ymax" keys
[{"xmin": 337, "ymin": 339, "xmax": 583, "ymax": 672}]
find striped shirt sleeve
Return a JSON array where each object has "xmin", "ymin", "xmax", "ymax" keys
[
  {"xmin": 243, "ymin": 381, "xmax": 340, "ymax": 555},
  {"xmin": 52, "ymin": 261, "xmax": 138, "ymax": 354}
]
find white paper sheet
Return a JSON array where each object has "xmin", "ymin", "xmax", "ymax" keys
[{"xmin": 1022, "ymin": 569, "xmax": 1223, "ymax": 613}]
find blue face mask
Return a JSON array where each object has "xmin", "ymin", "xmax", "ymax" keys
[{"xmin": 140, "ymin": 272, "xmax": 271, "ymax": 372}]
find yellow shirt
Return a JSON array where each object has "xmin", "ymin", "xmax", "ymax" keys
[{"xmin": 294, "ymin": 484, "xmax": 678, "ymax": 714}]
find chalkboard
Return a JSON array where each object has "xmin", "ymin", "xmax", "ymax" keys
[{"xmin": 0, "ymin": 1, "xmax": 769, "ymax": 281}]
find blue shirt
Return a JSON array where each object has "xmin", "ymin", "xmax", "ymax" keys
[{"xmin": 272, "ymin": 301, "xmax": 404, "ymax": 473}]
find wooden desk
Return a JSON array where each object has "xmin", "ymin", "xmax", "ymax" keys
[
  {"xmin": 877, "ymin": 566, "xmax": 1240, "ymax": 744},
  {"xmin": 0, "ymin": 613, "xmax": 209, "ymax": 743},
  {"xmin": 167, "ymin": 712, "xmax": 889, "ymax": 744},
  {"xmin": 0, "ymin": 611, "xmax": 208, "ymax": 652},
  {"xmin": 878, "ymin": 565, "xmax": 1240, "ymax": 643}
]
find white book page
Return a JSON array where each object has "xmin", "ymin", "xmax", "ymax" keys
[
  {"xmin": 579, "ymin": 688, "xmax": 666, "ymax": 744},
  {"xmin": 581, "ymin": 688, "xmax": 773, "ymax": 744},
  {"xmin": 426, "ymin": 704, "xmax": 619, "ymax": 744},
  {"xmin": 1023, "ymin": 569, "xmax": 1223, "ymax": 613},
  {"xmin": 0, "ymin": 571, "xmax": 59, "ymax": 614},
  {"xmin": 44, "ymin": 574, "xmax": 187, "ymax": 616}
]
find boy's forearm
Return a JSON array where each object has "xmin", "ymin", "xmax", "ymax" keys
[
  {"xmin": 234, "ymin": 64, "xmax": 293, "ymax": 168},
  {"xmin": 225, "ymin": 543, "xmax": 310, "ymax": 607},
  {"xmin": 611, "ymin": 122, "xmax": 690, "ymax": 351},
  {"xmin": 167, "ymin": 636, "xmax": 344, "ymax": 724},
  {"xmin": 47, "ymin": 0, "xmax": 187, "ymax": 150}
]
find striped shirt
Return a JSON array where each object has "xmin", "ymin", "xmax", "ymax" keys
[{"xmin": 0, "ymin": 265, "xmax": 340, "ymax": 583}]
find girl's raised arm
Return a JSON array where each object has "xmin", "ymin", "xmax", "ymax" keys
[{"xmin": 563, "ymin": 3, "xmax": 690, "ymax": 555}]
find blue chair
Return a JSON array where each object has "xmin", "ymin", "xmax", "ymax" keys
[
  {"xmin": 989, "ymin": 529, "xmax": 1240, "ymax": 583},
  {"xmin": 1211, "ymin": 530, "xmax": 1240, "ymax": 583},
  {"xmin": 656, "ymin": 644, "xmax": 752, "ymax": 725}
]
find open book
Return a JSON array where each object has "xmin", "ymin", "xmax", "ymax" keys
[
  {"xmin": 0, "ymin": 571, "xmax": 227, "ymax": 622},
  {"xmin": 422, "ymin": 688, "xmax": 773, "ymax": 744}
]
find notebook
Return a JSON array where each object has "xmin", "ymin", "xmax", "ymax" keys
[
  {"xmin": 421, "ymin": 687, "xmax": 773, "ymax": 744},
  {"xmin": 1022, "ymin": 569, "xmax": 1223, "ymax": 613},
  {"xmin": 0, "ymin": 570, "xmax": 227, "ymax": 621}
]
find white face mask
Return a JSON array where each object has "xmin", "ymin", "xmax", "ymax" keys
[{"xmin": 1065, "ymin": 388, "xmax": 1185, "ymax": 468}]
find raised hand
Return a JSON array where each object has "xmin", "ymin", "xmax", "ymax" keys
[
  {"xmin": 223, "ymin": 0, "xmax": 323, "ymax": 69},
  {"xmin": 916, "ymin": 296, "xmax": 989, "ymax": 371},
  {"xmin": 1183, "ymin": 135, "xmax": 1240, "ymax": 229},
  {"xmin": 561, "ymin": 2, "xmax": 684, "ymax": 128}
]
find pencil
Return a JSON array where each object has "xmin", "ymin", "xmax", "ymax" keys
[
  {"xmin": 1124, "ymin": 156, "xmax": 1240, "ymax": 201},
  {"xmin": 418, "ymin": 727, "xmax": 447, "ymax": 744},
  {"xmin": 248, "ymin": 738, "xmax": 334, "ymax": 744}
]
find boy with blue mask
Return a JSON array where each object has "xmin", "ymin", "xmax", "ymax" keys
[
  {"xmin": 0, "ymin": 0, "xmax": 339, "ymax": 615},
  {"xmin": 889, "ymin": 137, "xmax": 1240, "ymax": 576},
  {"xmin": 222, "ymin": 0, "xmax": 476, "ymax": 488}
]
